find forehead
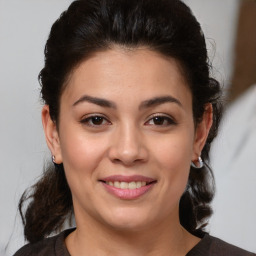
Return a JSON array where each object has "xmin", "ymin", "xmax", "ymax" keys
[{"xmin": 62, "ymin": 48, "xmax": 191, "ymax": 107}]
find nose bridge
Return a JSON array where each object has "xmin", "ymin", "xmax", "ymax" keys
[{"xmin": 109, "ymin": 121, "xmax": 147, "ymax": 165}]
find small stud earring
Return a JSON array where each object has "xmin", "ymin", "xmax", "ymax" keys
[
  {"xmin": 52, "ymin": 155, "xmax": 56, "ymax": 163},
  {"xmin": 191, "ymin": 156, "xmax": 204, "ymax": 169}
]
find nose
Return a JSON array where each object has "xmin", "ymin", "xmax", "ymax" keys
[{"xmin": 108, "ymin": 124, "xmax": 148, "ymax": 166}]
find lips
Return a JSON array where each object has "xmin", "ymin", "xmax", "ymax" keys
[{"xmin": 99, "ymin": 175, "xmax": 157, "ymax": 200}]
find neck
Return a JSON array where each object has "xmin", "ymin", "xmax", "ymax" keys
[{"xmin": 65, "ymin": 211, "xmax": 200, "ymax": 256}]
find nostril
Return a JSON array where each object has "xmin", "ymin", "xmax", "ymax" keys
[{"xmin": 112, "ymin": 158, "xmax": 122, "ymax": 164}]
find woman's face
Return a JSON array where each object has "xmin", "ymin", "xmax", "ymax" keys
[{"xmin": 43, "ymin": 48, "xmax": 211, "ymax": 231}]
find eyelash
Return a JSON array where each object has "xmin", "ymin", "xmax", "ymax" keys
[
  {"xmin": 80, "ymin": 114, "xmax": 111, "ymax": 127},
  {"xmin": 80, "ymin": 114, "xmax": 176, "ymax": 128},
  {"xmin": 145, "ymin": 114, "xmax": 177, "ymax": 126}
]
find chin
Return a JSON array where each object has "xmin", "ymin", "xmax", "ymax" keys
[{"xmin": 101, "ymin": 207, "xmax": 157, "ymax": 232}]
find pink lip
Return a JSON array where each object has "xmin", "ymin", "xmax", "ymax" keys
[
  {"xmin": 102, "ymin": 183, "xmax": 155, "ymax": 200},
  {"xmin": 100, "ymin": 175, "xmax": 157, "ymax": 200}
]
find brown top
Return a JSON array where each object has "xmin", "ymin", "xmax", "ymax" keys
[{"xmin": 14, "ymin": 229, "xmax": 255, "ymax": 256}]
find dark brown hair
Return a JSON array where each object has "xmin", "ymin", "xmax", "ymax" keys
[{"xmin": 19, "ymin": 0, "xmax": 222, "ymax": 243}]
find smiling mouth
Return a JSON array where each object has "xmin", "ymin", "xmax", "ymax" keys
[
  {"xmin": 100, "ymin": 180, "xmax": 156, "ymax": 190},
  {"xmin": 99, "ymin": 176, "xmax": 157, "ymax": 199}
]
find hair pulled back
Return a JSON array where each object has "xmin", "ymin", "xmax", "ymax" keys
[{"xmin": 19, "ymin": 0, "xmax": 222, "ymax": 243}]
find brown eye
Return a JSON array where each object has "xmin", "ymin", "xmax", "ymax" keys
[
  {"xmin": 90, "ymin": 116, "xmax": 104, "ymax": 125},
  {"xmin": 152, "ymin": 117, "xmax": 166, "ymax": 125},
  {"xmin": 146, "ymin": 115, "xmax": 176, "ymax": 126},
  {"xmin": 81, "ymin": 115, "xmax": 110, "ymax": 127}
]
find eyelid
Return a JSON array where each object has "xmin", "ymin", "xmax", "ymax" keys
[
  {"xmin": 145, "ymin": 113, "xmax": 177, "ymax": 125},
  {"xmin": 80, "ymin": 113, "xmax": 111, "ymax": 127}
]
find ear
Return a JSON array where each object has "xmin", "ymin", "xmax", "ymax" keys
[
  {"xmin": 42, "ymin": 105, "xmax": 63, "ymax": 164},
  {"xmin": 192, "ymin": 103, "xmax": 213, "ymax": 161}
]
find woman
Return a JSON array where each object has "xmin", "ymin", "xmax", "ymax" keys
[{"xmin": 14, "ymin": 0, "xmax": 255, "ymax": 255}]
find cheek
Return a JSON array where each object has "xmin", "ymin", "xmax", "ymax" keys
[
  {"xmin": 150, "ymin": 131, "xmax": 194, "ymax": 194},
  {"xmin": 59, "ymin": 129, "xmax": 108, "ymax": 177},
  {"xmin": 58, "ymin": 131, "xmax": 111, "ymax": 208},
  {"xmin": 152, "ymin": 132, "xmax": 194, "ymax": 171},
  {"xmin": 158, "ymin": 143, "xmax": 191, "ymax": 188}
]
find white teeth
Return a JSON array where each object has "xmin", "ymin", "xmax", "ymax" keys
[
  {"xmin": 114, "ymin": 181, "xmax": 120, "ymax": 188},
  {"xmin": 120, "ymin": 182, "xmax": 128, "ymax": 189},
  {"xmin": 136, "ymin": 181, "xmax": 142, "ymax": 188},
  {"xmin": 128, "ymin": 181, "xmax": 137, "ymax": 189},
  {"xmin": 106, "ymin": 181, "xmax": 149, "ymax": 189}
]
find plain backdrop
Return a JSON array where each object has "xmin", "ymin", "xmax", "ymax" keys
[{"xmin": 1, "ymin": 0, "xmax": 255, "ymax": 255}]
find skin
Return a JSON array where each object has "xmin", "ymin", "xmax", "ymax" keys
[{"xmin": 42, "ymin": 47, "xmax": 212, "ymax": 256}]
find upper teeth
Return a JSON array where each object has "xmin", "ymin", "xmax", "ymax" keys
[{"xmin": 106, "ymin": 181, "xmax": 147, "ymax": 189}]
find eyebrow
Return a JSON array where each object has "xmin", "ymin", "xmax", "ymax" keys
[
  {"xmin": 139, "ymin": 96, "xmax": 183, "ymax": 110},
  {"xmin": 73, "ymin": 95, "xmax": 117, "ymax": 108},
  {"xmin": 72, "ymin": 95, "xmax": 182, "ymax": 109}
]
